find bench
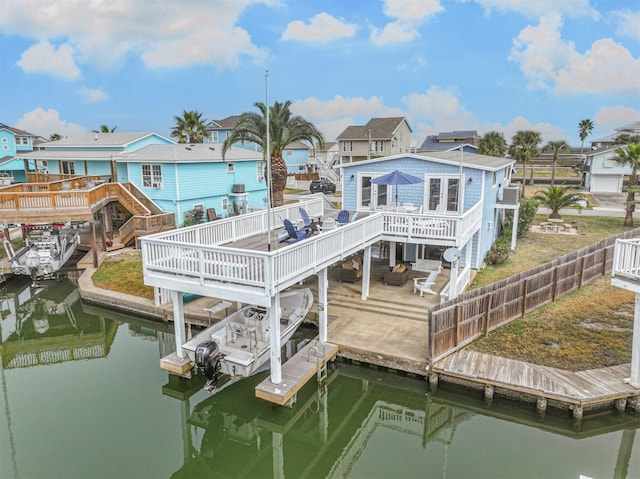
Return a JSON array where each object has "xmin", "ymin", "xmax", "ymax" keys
[
  {"xmin": 413, "ymin": 270, "xmax": 439, "ymax": 297},
  {"xmin": 411, "ymin": 259, "xmax": 442, "ymax": 273}
]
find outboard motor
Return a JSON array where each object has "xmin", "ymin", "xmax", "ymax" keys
[{"xmin": 195, "ymin": 340, "xmax": 221, "ymax": 393}]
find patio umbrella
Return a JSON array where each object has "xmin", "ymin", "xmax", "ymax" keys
[{"xmin": 370, "ymin": 170, "xmax": 424, "ymax": 207}]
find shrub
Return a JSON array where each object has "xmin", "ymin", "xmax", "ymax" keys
[{"xmin": 517, "ymin": 197, "xmax": 538, "ymax": 238}]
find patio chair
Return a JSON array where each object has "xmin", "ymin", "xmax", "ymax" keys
[
  {"xmin": 298, "ymin": 207, "xmax": 316, "ymax": 234},
  {"xmin": 336, "ymin": 209, "xmax": 350, "ymax": 226},
  {"xmin": 413, "ymin": 270, "xmax": 439, "ymax": 297},
  {"xmin": 279, "ymin": 219, "xmax": 311, "ymax": 244}
]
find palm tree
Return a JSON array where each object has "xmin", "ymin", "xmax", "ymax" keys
[
  {"xmin": 542, "ymin": 140, "xmax": 570, "ymax": 185},
  {"xmin": 578, "ymin": 118, "xmax": 594, "ymax": 160},
  {"xmin": 171, "ymin": 110, "xmax": 208, "ymax": 143},
  {"xmin": 477, "ymin": 131, "xmax": 507, "ymax": 157},
  {"xmin": 223, "ymin": 100, "xmax": 325, "ymax": 207},
  {"xmin": 534, "ymin": 185, "xmax": 580, "ymax": 220},
  {"xmin": 49, "ymin": 133, "xmax": 62, "ymax": 141},
  {"xmin": 613, "ymin": 143, "xmax": 640, "ymax": 227},
  {"xmin": 508, "ymin": 130, "xmax": 542, "ymax": 197},
  {"xmin": 92, "ymin": 125, "xmax": 117, "ymax": 133}
]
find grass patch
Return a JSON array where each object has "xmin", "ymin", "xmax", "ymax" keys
[
  {"xmin": 470, "ymin": 215, "xmax": 630, "ymax": 289},
  {"xmin": 92, "ymin": 254, "xmax": 154, "ymax": 299},
  {"xmin": 469, "ymin": 277, "xmax": 633, "ymax": 371}
]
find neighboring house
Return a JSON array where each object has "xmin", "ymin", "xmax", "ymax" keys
[
  {"xmin": 0, "ymin": 123, "xmax": 41, "ymax": 182},
  {"xmin": 206, "ymin": 115, "xmax": 311, "ymax": 173},
  {"xmin": 339, "ymin": 151, "xmax": 517, "ymax": 284},
  {"xmin": 312, "ymin": 141, "xmax": 340, "ymax": 182},
  {"xmin": 418, "ymin": 130, "xmax": 480, "ymax": 152},
  {"xmin": 590, "ymin": 121, "xmax": 640, "ymax": 150},
  {"xmin": 119, "ymin": 144, "xmax": 266, "ymax": 225},
  {"xmin": 20, "ymin": 132, "xmax": 175, "ymax": 181},
  {"xmin": 337, "ymin": 117, "xmax": 413, "ymax": 163},
  {"xmin": 582, "ymin": 145, "xmax": 630, "ymax": 193}
]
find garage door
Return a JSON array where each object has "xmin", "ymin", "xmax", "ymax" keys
[{"xmin": 591, "ymin": 174, "xmax": 622, "ymax": 193}]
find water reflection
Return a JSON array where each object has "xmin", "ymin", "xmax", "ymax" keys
[
  {"xmin": 167, "ymin": 362, "xmax": 640, "ymax": 479},
  {"xmin": 0, "ymin": 277, "xmax": 117, "ymax": 369},
  {"xmin": 0, "ymin": 277, "xmax": 638, "ymax": 479}
]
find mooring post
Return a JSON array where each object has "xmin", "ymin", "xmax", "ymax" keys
[
  {"xmin": 428, "ymin": 372, "xmax": 439, "ymax": 392},
  {"xmin": 614, "ymin": 398, "xmax": 627, "ymax": 414},
  {"xmin": 536, "ymin": 397, "xmax": 547, "ymax": 418},
  {"xmin": 484, "ymin": 384, "xmax": 494, "ymax": 406}
]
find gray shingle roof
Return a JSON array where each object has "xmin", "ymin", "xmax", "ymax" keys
[
  {"xmin": 118, "ymin": 144, "xmax": 262, "ymax": 163},
  {"xmin": 39, "ymin": 132, "xmax": 172, "ymax": 148},
  {"xmin": 207, "ymin": 115, "xmax": 242, "ymax": 130},
  {"xmin": 336, "ymin": 117, "xmax": 411, "ymax": 140}
]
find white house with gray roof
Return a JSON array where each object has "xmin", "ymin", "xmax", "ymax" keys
[{"xmin": 337, "ymin": 117, "xmax": 413, "ymax": 163}]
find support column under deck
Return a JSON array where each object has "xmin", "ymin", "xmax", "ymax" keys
[
  {"xmin": 631, "ymin": 294, "xmax": 640, "ymax": 388},
  {"xmin": 318, "ymin": 268, "xmax": 328, "ymax": 343},
  {"xmin": 269, "ymin": 293, "xmax": 282, "ymax": 384},
  {"xmin": 172, "ymin": 290, "xmax": 186, "ymax": 359},
  {"xmin": 362, "ymin": 245, "xmax": 371, "ymax": 300}
]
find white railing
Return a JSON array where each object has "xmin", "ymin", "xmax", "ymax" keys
[
  {"xmin": 378, "ymin": 201, "xmax": 482, "ymax": 245},
  {"xmin": 142, "ymin": 214, "xmax": 384, "ymax": 300},
  {"xmin": 142, "ymin": 198, "xmax": 483, "ymax": 302},
  {"xmin": 612, "ymin": 238, "xmax": 640, "ymax": 281}
]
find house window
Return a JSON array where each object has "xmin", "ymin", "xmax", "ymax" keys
[
  {"xmin": 221, "ymin": 197, "xmax": 229, "ymax": 211},
  {"xmin": 227, "ymin": 163, "xmax": 235, "ymax": 173},
  {"xmin": 342, "ymin": 141, "xmax": 353, "ymax": 152},
  {"xmin": 1, "ymin": 138, "xmax": 7, "ymax": 143},
  {"xmin": 493, "ymin": 171, "xmax": 497, "ymax": 187},
  {"xmin": 257, "ymin": 163, "xmax": 264, "ymax": 180},
  {"xmin": 61, "ymin": 161, "xmax": 75, "ymax": 175},
  {"xmin": 371, "ymin": 140, "xmax": 384, "ymax": 152},
  {"xmin": 603, "ymin": 156, "xmax": 617, "ymax": 168},
  {"xmin": 210, "ymin": 131, "xmax": 219, "ymax": 142},
  {"xmin": 286, "ymin": 150, "xmax": 292, "ymax": 156},
  {"xmin": 142, "ymin": 164, "xmax": 162, "ymax": 187},
  {"xmin": 2, "ymin": 145, "xmax": 7, "ymax": 151}
]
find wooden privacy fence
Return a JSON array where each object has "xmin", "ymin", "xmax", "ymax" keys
[{"xmin": 427, "ymin": 227, "xmax": 640, "ymax": 368}]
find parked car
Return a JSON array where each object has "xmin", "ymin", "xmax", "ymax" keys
[{"xmin": 310, "ymin": 178, "xmax": 336, "ymax": 193}]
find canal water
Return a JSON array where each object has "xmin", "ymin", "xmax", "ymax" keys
[{"xmin": 1, "ymin": 277, "xmax": 639, "ymax": 479}]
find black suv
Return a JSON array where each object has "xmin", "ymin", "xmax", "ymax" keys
[{"xmin": 309, "ymin": 178, "xmax": 336, "ymax": 193}]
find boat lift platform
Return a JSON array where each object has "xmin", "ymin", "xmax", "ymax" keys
[{"xmin": 255, "ymin": 339, "xmax": 338, "ymax": 406}]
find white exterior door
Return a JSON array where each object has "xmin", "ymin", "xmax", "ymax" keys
[
  {"xmin": 424, "ymin": 175, "xmax": 462, "ymax": 214},
  {"xmin": 357, "ymin": 174, "xmax": 391, "ymax": 209}
]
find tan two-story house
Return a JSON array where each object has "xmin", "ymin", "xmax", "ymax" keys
[{"xmin": 337, "ymin": 117, "xmax": 412, "ymax": 163}]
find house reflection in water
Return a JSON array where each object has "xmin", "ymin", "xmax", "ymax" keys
[{"xmin": 0, "ymin": 277, "xmax": 119, "ymax": 369}]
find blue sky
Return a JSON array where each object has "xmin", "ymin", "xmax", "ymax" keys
[{"xmin": 1, "ymin": 0, "xmax": 638, "ymax": 147}]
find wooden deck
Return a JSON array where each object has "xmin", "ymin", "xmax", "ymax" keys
[
  {"xmin": 433, "ymin": 349, "xmax": 640, "ymax": 409},
  {"xmin": 255, "ymin": 339, "xmax": 339, "ymax": 406}
]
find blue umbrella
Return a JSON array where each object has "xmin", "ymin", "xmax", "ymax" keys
[{"xmin": 371, "ymin": 170, "xmax": 424, "ymax": 206}]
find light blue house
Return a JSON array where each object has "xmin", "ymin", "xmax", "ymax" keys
[
  {"xmin": 0, "ymin": 123, "xmax": 43, "ymax": 182},
  {"xmin": 119, "ymin": 143, "xmax": 266, "ymax": 225},
  {"xmin": 206, "ymin": 115, "xmax": 311, "ymax": 174},
  {"xmin": 339, "ymin": 150, "xmax": 518, "ymax": 278},
  {"xmin": 23, "ymin": 132, "xmax": 174, "ymax": 180},
  {"xmin": 582, "ymin": 145, "xmax": 630, "ymax": 193}
]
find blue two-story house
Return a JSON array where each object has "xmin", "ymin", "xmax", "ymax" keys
[
  {"xmin": 206, "ymin": 115, "xmax": 312, "ymax": 174},
  {"xmin": 0, "ymin": 123, "xmax": 43, "ymax": 182},
  {"xmin": 119, "ymin": 143, "xmax": 265, "ymax": 225}
]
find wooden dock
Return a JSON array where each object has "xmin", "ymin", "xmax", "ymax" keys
[
  {"xmin": 433, "ymin": 349, "xmax": 640, "ymax": 417},
  {"xmin": 255, "ymin": 339, "xmax": 339, "ymax": 406}
]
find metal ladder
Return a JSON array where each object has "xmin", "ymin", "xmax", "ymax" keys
[{"xmin": 307, "ymin": 340, "xmax": 328, "ymax": 383}]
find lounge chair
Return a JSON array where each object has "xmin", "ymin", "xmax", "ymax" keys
[
  {"xmin": 336, "ymin": 209, "xmax": 350, "ymax": 226},
  {"xmin": 298, "ymin": 207, "xmax": 316, "ymax": 233},
  {"xmin": 279, "ymin": 219, "xmax": 311, "ymax": 244},
  {"xmin": 413, "ymin": 270, "xmax": 439, "ymax": 297}
]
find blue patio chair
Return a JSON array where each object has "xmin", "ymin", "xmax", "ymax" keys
[
  {"xmin": 279, "ymin": 219, "xmax": 310, "ymax": 244},
  {"xmin": 298, "ymin": 207, "xmax": 315, "ymax": 231},
  {"xmin": 336, "ymin": 209, "xmax": 350, "ymax": 226}
]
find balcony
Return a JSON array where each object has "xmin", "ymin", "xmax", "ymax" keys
[{"xmin": 612, "ymin": 238, "xmax": 640, "ymax": 293}]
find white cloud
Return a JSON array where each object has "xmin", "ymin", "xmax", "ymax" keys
[
  {"xmin": 1, "ymin": 0, "xmax": 271, "ymax": 74},
  {"xmin": 488, "ymin": 116, "xmax": 567, "ymax": 144},
  {"xmin": 16, "ymin": 41, "xmax": 80, "ymax": 80},
  {"xmin": 468, "ymin": 0, "xmax": 599, "ymax": 19},
  {"xmin": 77, "ymin": 87, "xmax": 108, "ymax": 103},
  {"xmin": 281, "ymin": 13, "xmax": 356, "ymax": 43},
  {"xmin": 613, "ymin": 9, "xmax": 640, "ymax": 41},
  {"xmin": 370, "ymin": 0, "xmax": 444, "ymax": 45},
  {"xmin": 14, "ymin": 108, "xmax": 87, "ymax": 139},
  {"xmin": 510, "ymin": 14, "xmax": 640, "ymax": 94},
  {"xmin": 594, "ymin": 106, "xmax": 640, "ymax": 132}
]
